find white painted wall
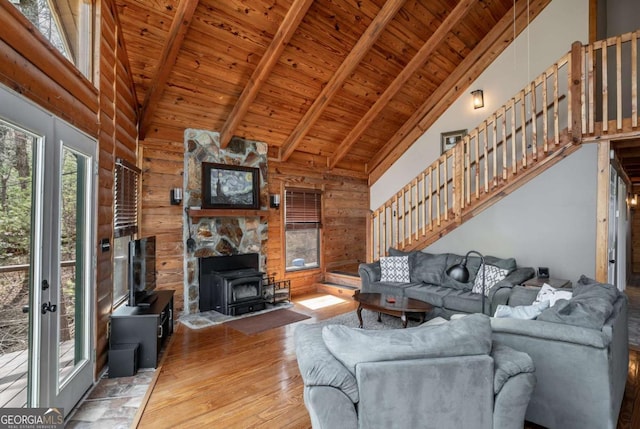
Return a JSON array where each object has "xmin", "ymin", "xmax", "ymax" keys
[
  {"xmin": 371, "ymin": 0, "xmax": 589, "ymax": 209},
  {"xmin": 425, "ymin": 144, "xmax": 598, "ymax": 282}
]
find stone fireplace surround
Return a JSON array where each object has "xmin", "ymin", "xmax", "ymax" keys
[{"xmin": 182, "ymin": 129, "xmax": 268, "ymax": 315}]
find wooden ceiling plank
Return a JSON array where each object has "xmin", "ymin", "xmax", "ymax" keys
[
  {"xmin": 278, "ymin": 0, "xmax": 408, "ymax": 162},
  {"xmin": 368, "ymin": 0, "xmax": 550, "ymax": 184},
  {"xmin": 138, "ymin": 0, "xmax": 200, "ymax": 140},
  {"xmin": 329, "ymin": 0, "xmax": 479, "ymax": 169},
  {"xmin": 219, "ymin": 0, "xmax": 314, "ymax": 148}
]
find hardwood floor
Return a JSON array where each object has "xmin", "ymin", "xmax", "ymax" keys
[
  {"xmin": 137, "ymin": 293, "xmax": 357, "ymax": 428},
  {"xmin": 138, "ymin": 292, "xmax": 640, "ymax": 429}
]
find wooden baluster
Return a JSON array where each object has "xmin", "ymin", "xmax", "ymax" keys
[
  {"xmin": 587, "ymin": 45, "xmax": 595, "ymax": 134},
  {"xmin": 602, "ymin": 41, "xmax": 609, "ymax": 132},
  {"xmin": 413, "ymin": 178, "xmax": 418, "ymax": 241},
  {"xmin": 428, "ymin": 167, "xmax": 433, "ymax": 231},
  {"xmin": 383, "ymin": 205, "xmax": 388, "ymax": 253},
  {"xmin": 443, "ymin": 155, "xmax": 449, "ymax": 221},
  {"xmin": 464, "ymin": 135, "xmax": 471, "ymax": 206},
  {"xmin": 420, "ymin": 171, "xmax": 427, "ymax": 236},
  {"xmin": 392, "ymin": 195, "xmax": 398, "ymax": 249},
  {"xmin": 530, "ymin": 82, "xmax": 537, "ymax": 161},
  {"xmin": 616, "ymin": 37, "xmax": 622, "ymax": 131},
  {"xmin": 473, "ymin": 129, "xmax": 480, "ymax": 198},
  {"xmin": 436, "ymin": 162, "xmax": 441, "ymax": 227},
  {"xmin": 510, "ymin": 99, "xmax": 517, "ymax": 174},
  {"xmin": 633, "ymin": 32, "xmax": 638, "ymax": 128},
  {"xmin": 482, "ymin": 123, "xmax": 488, "ymax": 193},
  {"xmin": 401, "ymin": 192, "xmax": 405, "ymax": 248},
  {"xmin": 554, "ymin": 63, "xmax": 560, "ymax": 143},
  {"xmin": 542, "ymin": 73, "xmax": 548, "ymax": 153},
  {"xmin": 453, "ymin": 141, "xmax": 464, "ymax": 218},
  {"xmin": 500, "ymin": 108, "xmax": 507, "ymax": 181},
  {"xmin": 520, "ymin": 90, "xmax": 527, "ymax": 169},
  {"xmin": 491, "ymin": 114, "xmax": 497, "ymax": 188}
]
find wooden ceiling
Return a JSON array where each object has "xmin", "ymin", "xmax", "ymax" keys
[{"xmin": 114, "ymin": 0, "xmax": 551, "ymax": 182}]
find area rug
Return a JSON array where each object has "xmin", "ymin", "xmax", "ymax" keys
[
  {"xmin": 178, "ymin": 302, "xmax": 294, "ymax": 330},
  {"xmin": 318, "ymin": 309, "xmax": 428, "ymax": 330},
  {"xmin": 224, "ymin": 309, "xmax": 310, "ymax": 335}
]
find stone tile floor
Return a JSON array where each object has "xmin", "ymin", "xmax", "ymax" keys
[{"xmin": 65, "ymin": 367, "xmax": 155, "ymax": 428}]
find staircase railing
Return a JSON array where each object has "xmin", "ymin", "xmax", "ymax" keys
[{"xmin": 368, "ymin": 30, "xmax": 640, "ymax": 262}]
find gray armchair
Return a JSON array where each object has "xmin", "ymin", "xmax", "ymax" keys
[{"xmin": 295, "ymin": 314, "xmax": 536, "ymax": 429}]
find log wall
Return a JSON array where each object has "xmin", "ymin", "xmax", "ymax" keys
[
  {"xmin": 0, "ymin": 0, "xmax": 139, "ymax": 377},
  {"xmin": 95, "ymin": 0, "xmax": 139, "ymax": 375},
  {"xmin": 140, "ymin": 135, "xmax": 369, "ymax": 314}
]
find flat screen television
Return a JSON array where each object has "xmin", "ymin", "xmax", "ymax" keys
[{"xmin": 128, "ymin": 236, "xmax": 157, "ymax": 307}]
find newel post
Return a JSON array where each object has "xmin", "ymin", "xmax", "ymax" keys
[{"xmin": 569, "ymin": 41, "xmax": 584, "ymax": 145}]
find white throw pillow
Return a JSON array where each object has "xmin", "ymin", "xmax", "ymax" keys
[
  {"xmin": 472, "ymin": 264, "xmax": 509, "ymax": 296},
  {"xmin": 379, "ymin": 256, "xmax": 410, "ymax": 283},
  {"xmin": 493, "ymin": 300, "xmax": 550, "ymax": 319},
  {"xmin": 534, "ymin": 283, "xmax": 573, "ymax": 306}
]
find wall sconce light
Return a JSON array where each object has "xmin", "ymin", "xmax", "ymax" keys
[
  {"xmin": 270, "ymin": 194, "xmax": 280, "ymax": 208},
  {"xmin": 471, "ymin": 89, "xmax": 484, "ymax": 109},
  {"xmin": 170, "ymin": 188, "xmax": 183, "ymax": 205},
  {"xmin": 631, "ymin": 194, "xmax": 638, "ymax": 208}
]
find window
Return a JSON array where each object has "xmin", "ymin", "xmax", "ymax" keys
[
  {"xmin": 10, "ymin": 0, "xmax": 93, "ymax": 78},
  {"xmin": 113, "ymin": 158, "xmax": 140, "ymax": 305},
  {"xmin": 285, "ymin": 188, "xmax": 321, "ymax": 271}
]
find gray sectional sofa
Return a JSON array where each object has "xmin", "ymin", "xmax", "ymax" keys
[
  {"xmin": 358, "ymin": 249, "xmax": 535, "ymax": 316},
  {"xmin": 295, "ymin": 314, "xmax": 536, "ymax": 429},
  {"xmin": 491, "ymin": 277, "xmax": 628, "ymax": 429}
]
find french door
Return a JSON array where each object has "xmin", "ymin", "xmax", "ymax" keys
[{"xmin": 0, "ymin": 86, "xmax": 95, "ymax": 416}]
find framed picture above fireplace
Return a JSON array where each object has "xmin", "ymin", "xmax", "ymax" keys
[{"xmin": 201, "ymin": 162, "xmax": 260, "ymax": 209}]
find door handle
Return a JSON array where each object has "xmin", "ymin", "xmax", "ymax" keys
[
  {"xmin": 609, "ymin": 260, "xmax": 616, "ymax": 264},
  {"xmin": 41, "ymin": 302, "xmax": 57, "ymax": 314}
]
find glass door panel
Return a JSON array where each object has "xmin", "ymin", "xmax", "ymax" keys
[
  {"xmin": 0, "ymin": 86, "xmax": 94, "ymax": 416},
  {"xmin": 0, "ymin": 119, "xmax": 40, "ymax": 408},
  {"xmin": 48, "ymin": 127, "xmax": 94, "ymax": 414}
]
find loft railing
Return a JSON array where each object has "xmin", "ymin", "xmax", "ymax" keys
[{"xmin": 368, "ymin": 30, "xmax": 640, "ymax": 262}]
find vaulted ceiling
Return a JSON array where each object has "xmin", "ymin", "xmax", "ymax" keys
[{"xmin": 114, "ymin": 0, "xmax": 551, "ymax": 183}]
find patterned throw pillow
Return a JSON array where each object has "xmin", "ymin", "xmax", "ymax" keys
[
  {"xmin": 472, "ymin": 264, "xmax": 509, "ymax": 296},
  {"xmin": 379, "ymin": 256, "xmax": 410, "ymax": 283}
]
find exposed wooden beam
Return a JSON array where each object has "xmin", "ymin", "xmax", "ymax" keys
[
  {"xmin": 328, "ymin": 0, "xmax": 478, "ymax": 169},
  {"xmin": 278, "ymin": 0, "xmax": 407, "ymax": 161},
  {"xmin": 368, "ymin": 0, "xmax": 551, "ymax": 185},
  {"xmin": 138, "ymin": 0, "xmax": 199, "ymax": 140},
  {"xmin": 219, "ymin": 0, "xmax": 314, "ymax": 148}
]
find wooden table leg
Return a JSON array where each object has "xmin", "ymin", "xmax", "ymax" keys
[{"xmin": 357, "ymin": 305, "xmax": 364, "ymax": 328}]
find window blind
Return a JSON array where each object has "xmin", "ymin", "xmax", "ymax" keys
[
  {"xmin": 285, "ymin": 188, "xmax": 321, "ymax": 230},
  {"xmin": 114, "ymin": 158, "xmax": 141, "ymax": 238}
]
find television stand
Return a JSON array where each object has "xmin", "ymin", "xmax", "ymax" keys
[{"xmin": 110, "ymin": 290, "xmax": 174, "ymax": 369}]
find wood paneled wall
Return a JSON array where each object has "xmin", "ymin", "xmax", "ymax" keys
[
  {"xmin": 139, "ymin": 136, "xmax": 186, "ymax": 313},
  {"xmin": 140, "ymin": 134, "xmax": 369, "ymax": 314}
]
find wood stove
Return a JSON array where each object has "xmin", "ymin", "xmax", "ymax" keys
[{"xmin": 199, "ymin": 253, "xmax": 265, "ymax": 316}]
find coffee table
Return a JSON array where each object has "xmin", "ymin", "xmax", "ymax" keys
[{"xmin": 353, "ymin": 292, "xmax": 433, "ymax": 328}]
